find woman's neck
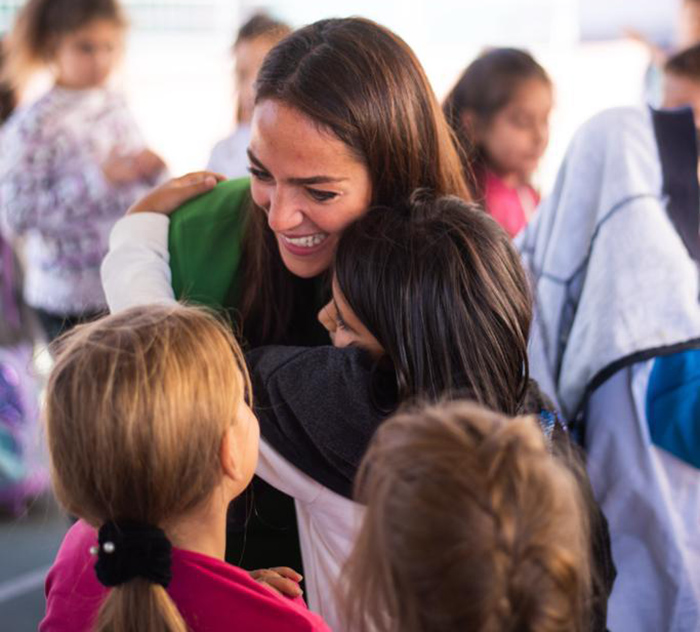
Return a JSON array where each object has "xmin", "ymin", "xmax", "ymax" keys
[{"xmin": 164, "ymin": 488, "xmax": 230, "ymax": 560}]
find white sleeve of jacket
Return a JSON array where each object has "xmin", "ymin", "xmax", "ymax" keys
[{"xmin": 101, "ymin": 213, "xmax": 176, "ymax": 313}]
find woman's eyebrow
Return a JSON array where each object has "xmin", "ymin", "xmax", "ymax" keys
[
  {"xmin": 333, "ymin": 298, "xmax": 358, "ymax": 334},
  {"xmin": 247, "ymin": 149, "xmax": 347, "ymax": 185}
]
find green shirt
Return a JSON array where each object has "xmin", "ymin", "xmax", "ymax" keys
[{"xmin": 169, "ymin": 177, "xmax": 251, "ymax": 309}]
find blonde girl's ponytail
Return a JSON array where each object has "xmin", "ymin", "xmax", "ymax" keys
[{"xmin": 46, "ymin": 304, "xmax": 251, "ymax": 632}]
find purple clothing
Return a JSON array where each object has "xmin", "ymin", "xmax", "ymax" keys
[
  {"xmin": 41, "ymin": 520, "xmax": 331, "ymax": 632},
  {"xmin": 0, "ymin": 86, "xmax": 160, "ymax": 314}
]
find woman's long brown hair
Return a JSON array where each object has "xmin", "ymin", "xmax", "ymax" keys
[
  {"xmin": 45, "ymin": 305, "xmax": 250, "ymax": 632},
  {"xmin": 343, "ymin": 401, "xmax": 592, "ymax": 632},
  {"xmin": 239, "ymin": 17, "xmax": 471, "ymax": 345}
]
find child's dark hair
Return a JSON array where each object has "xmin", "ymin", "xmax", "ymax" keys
[
  {"xmin": 234, "ymin": 12, "xmax": 291, "ymax": 49},
  {"xmin": 443, "ymin": 48, "xmax": 551, "ymax": 187},
  {"xmin": 342, "ymin": 400, "xmax": 592, "ymax": 632},
  {"xmin": 334, "ymin": 190, "xmax": 532, "ymax": 415},
  {"xmin": 3, "ymin": 0, "xmax": 127, "ymax": 89},
  {"xmin": 665, "ymin": 42, "xmax": 700, "ymax": 79}
]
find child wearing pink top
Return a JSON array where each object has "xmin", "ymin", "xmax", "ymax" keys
[
  {"xmin": 443, "ymin": 48, "xmax": 553, "ymax": 237},
  {"xmin": 40, "ymin": 305, "xmax": 329, "ymax": 632},
  {"xmin": 42, "ymin": 521, "xmax": 327, "ymax": 632}
]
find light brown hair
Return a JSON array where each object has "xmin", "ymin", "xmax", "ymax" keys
[
  {"xmin": 2, "ymin": 0, "xmax": 127, "ymax": 89},
  {"xmin": 239, "ymin": 17, "xmax": 472, "ymax": 346},
  {"xmin": 343, "ymin": 401, "xmax": 592, "ymax": 632},
  {"xmin": 45, "ymin": 304, "xmax": 250, "ymax": 632}
]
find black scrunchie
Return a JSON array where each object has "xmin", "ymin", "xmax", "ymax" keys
[{"xmin": 94, "ymin": 521, "xmax": 172, "ymax": 588}]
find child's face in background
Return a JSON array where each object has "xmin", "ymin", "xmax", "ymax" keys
[
  {"xmin": 318, "ymin": 277, "xmax": 383, "ymax": 357},
  {"xmin": 474, "ymin": 77, "xmax": 553, "ymax": 183},
  {"xmin": 54, "ymin": 19, "xmax": 123, "ymax": 90},
  {"xmin": 663, "ymin": 71, "xmax": 700, "ymax": 125},
  {"xmin": 679, "ymin": 1, "xmax": 700, "ymax": 49},
  {"xmin": 234, "ymin": 35, "xmax": 279, "ymax": 125}
]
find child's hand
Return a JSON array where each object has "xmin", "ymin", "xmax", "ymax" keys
[
  {"xmin": 133, "ymin": 148, "xmax": 167, "ymax": 181},
  {"xmin": 102, "ymin": 152, "xmax": 142, "ymax": 185},
  {"xmin": 126, "ymin": 171, "xmax": 226, "ymax": 215},
  {"xmin": 249, "ymin": 567, "xmax": 304, "ymax": 598}
]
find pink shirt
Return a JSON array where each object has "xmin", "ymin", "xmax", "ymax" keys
[
  {"xmin": 483, "ymin": 170, "xmax": 539, "ymax": 238},
  {"xmin": 40, "ymin": 521, "xmax": 331, "ymax": 632}
]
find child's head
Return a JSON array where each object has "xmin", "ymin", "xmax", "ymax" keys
[
  {"xmin": 4, "ymin": 0, "xmax": 127, "ymax": 90},
  {"xmin": 663, "ymin": 43, "xmax": 700, "ymax": 127},
  {"xmin": 232, "ymin": 13, "xmax": 291, "ymax": 124},
  {"xmin": 46, "ymin": 305, "xmax": 258, "ymax": 631},
  {"xmin": 319, "ymin": 191, "xmax": 532, "ymax": 415},
  {"xmin": 443, "ymin": 48, "xmax": 553, "ymax": 185},
  {"xmin": 343, "ymin": 401, "xmax": 591, "ymax": 632}
]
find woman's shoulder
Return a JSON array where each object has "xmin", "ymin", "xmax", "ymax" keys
[
  {"xmin": 168, "ymin": 178, "xmax": 252, "ymax": 306},
  {"xmin": 170, "ymin": 177, "xmax": 252, "ymax": 229}
]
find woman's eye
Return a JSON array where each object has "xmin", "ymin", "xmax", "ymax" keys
[
  {"xmin": 336, "ymin": 316, "xmax": 349, "ymax": 331},
  {"xmin": 247, "ymin": 167, "xmax": 272, "ymax": 182},
  {"xmin": 308, "ymin": 189, "xmax": 338, "ymax": 202}
]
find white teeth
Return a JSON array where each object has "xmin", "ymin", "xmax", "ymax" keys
[{"xmin": 283, "ymin": 233, "xmax": 328, "ymax": 248}]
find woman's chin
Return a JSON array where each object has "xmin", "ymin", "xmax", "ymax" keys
[{"xmin": 278, "ymin": 247, "xmax": 333, "ymax": 279}]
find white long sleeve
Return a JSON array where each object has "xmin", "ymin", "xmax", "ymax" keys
[{"xmin": 101, "ymin": 213, "xmax": 176, "ymax": 313}]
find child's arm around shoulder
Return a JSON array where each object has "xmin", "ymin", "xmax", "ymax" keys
[{"xmin": 102, "ymin": 172, "xmax": 246, "ymax": 313}]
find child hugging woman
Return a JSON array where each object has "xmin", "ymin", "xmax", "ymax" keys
[
  {"xmin": 443, "ymin": 48, "xmax": 553, "ymax": 238},
  {"xmin": 0, "ymin": 0, "xmax": 166, "ymax": 340}
]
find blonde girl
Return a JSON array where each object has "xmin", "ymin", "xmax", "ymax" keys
[{"xmin": 41, "ymin": 305, "xmax": 329, "ymax": 632}]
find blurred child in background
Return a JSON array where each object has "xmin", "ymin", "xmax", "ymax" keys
[
  {"xmin": 206, "ymin": 13, "xmax": 291, "ymax": 178},
  {"xmin": 443, "ymin": 48, "xmax": 553, "ymax": 238},
  {"xmin": 342, "ymin": 401, "xmax": 593, "ymax": 632},
  {"xmin": 0, "ymin": 33, "xmax": 46, "ymax": 515},
  {"xmin": 0, "ymin": 0, "xmax": 166, "ymax": 341},
  {"xmin": 663, "ymin": 43, "xmax": 700, "ymax": 126}
]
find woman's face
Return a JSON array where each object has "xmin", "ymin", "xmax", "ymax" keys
[
  {"xmin": 318, "ymin": 277, "xmax": 383, "ymax": 357},
  {"xmin": 248, "ymin": 99, "xmax": 373, "ymax": 279}
]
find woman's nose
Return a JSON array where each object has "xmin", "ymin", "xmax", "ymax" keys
[{"xmin": 267, "ymin": 187, "xmax": 304, "ymax": 233}]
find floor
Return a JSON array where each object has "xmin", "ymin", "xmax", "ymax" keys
[{"xmin": 0, "ymin": 494, "xmax": 70, "ymax": 631}]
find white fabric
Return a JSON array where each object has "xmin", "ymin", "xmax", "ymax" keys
[
  {"xmin": 101, "ymin": 212, "xmax": 175, "ymax": 312},
  {"xmin": 257, "ymin": 441, "xmax": 362, "ymax": 632},
  {"xmin": 518, "ymin": 106, "xmax": 700, "ymax": 420},
  {"xmin": 518, "ymin": 106, "xmax": 700, "ymax": 631},
  {"xmin": 206, "ymin": 125, "xmax": 252, "ymax": 179},
  {"xmin": 587, "ymin": 364, "xmax": 700, "ymax": 631}
]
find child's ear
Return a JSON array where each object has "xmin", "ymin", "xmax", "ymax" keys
[
  {"xmin": 220, "ymin": 426, "xmax": 243, "ymax": 482},
  {"xmin": 460, "ymin": 109, "xmax": 480, "ymax": 142}
]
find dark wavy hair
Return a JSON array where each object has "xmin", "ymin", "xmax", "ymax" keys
[
  {"xmin": 238, "ymin": 17, "xmax": 471, "ymax": 345},
  {"xmin": 334, "ymin": 191, "xmax": 532, "ymax": 415}
]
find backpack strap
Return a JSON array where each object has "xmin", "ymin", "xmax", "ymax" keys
[{"xmin": 651, "ymin": 107, "xmax": 700, "ymax": 263}]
